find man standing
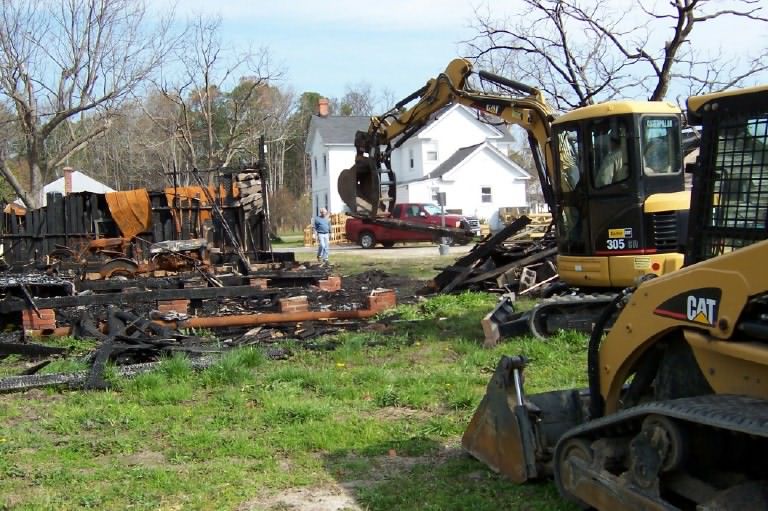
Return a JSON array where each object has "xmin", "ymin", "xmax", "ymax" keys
[{"xmin": 313, "ymin": 208, "xmax": 331, "ymax": 264}]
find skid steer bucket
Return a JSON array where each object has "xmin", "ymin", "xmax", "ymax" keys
[
  {"xmin": 463, "ymin": 355, "xmax": 591, "ymax": 483},
  {"xmin": 461, "ymin": 355, "xmax": 540, "ymax": 482}
]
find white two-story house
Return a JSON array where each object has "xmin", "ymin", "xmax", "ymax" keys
[{"xmin": 306, "ymin": 101, "xmax": 531, "ymax": 220}]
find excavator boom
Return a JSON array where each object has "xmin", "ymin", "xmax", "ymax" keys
[{"xmin": 338, "ymin": 58, "xmax": 557, "ymax": 219}]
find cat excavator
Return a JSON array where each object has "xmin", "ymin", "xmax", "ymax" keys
[
  {"xmin": 462, "ymin": 84, "xmax": 768, "ymax": 509},
  {"xmin": 338, "ymin": 58, "xmax": 690, "ymax": 337}
]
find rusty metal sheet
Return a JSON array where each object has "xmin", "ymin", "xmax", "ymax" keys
[{"xmin": 105, "ymin": 189, "xmax": 152, "ymax": 238}]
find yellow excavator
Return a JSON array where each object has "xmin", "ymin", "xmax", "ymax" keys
[
  {"xmin": 463, "ymin": 84, "xmax": 768, "ymax": 509},
  {"xmin": 339, "ymin": 58, "xmax": 690, "ymax": 337}
]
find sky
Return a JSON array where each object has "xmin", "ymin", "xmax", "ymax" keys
[
  {"xmin": 150, "ymin": 0, "xmax": 502, "ymax": 102},
  {"xmin": 148, "ymin": 0, "xmax": 768, "ymax": 107}
]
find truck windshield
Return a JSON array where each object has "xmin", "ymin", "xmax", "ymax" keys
[{"xmin": 423, "ymin": 204, "xmax": 442, "ymax": 215}]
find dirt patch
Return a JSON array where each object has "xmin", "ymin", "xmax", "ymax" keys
[
  {"xmin": 338, "ymin": 269, "xmax": 429, "ymax": 305},
  {"xmin": 117, "ymin": 450, "xmax": 166, "ymax": 467},
  {"xmin": 238, "ymin": 485, "xmax": 362, "ymax": 511},
  {"xmin": 241, "ymin": 446, "xmax": 464, "ymax": 511},
  {"xmin": 371, "ymin": 406, "xmax": 431, "ymax": 422}
]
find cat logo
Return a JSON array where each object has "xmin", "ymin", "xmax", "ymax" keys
[
  {"xmin": 687, "ymin": 296, "xmax": 717, "ymax": 325},
  {"xmin": 485, "ymin": 104, "xmax": 500, "ymax": 115},
  {"xmin": 654, "ymin": 287, "xmax": 721, "ymax": 326}
]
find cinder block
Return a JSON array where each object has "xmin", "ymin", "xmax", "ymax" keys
[
  {"xmin": 279, "ymin": 296, "xmax": 308, "ymax": 313},
  {"xmin": 366, "ymin": 289, "xmax": 396, "ymax": 312},
  {"xmin": 317, "ymin": 276, "xmax": 341, "ymax": 292}
]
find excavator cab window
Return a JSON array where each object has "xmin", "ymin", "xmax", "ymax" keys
[
  {"xmin": 591, "ymin": 120, "xmax": 630, "ymax": 188},
  {"xmin": 556, "ymin": 128, "xmax": 581, "ymax": 192},
  {"xmin": 642, "ymin": 116, "xmax": 681, "ymax": 176}
]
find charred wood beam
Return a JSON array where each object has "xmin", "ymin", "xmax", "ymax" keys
[
  {"xmin": 0, "ymin": 342, "xmax": 67, "ymax": 357},
  {"xmin": 0, "ymin": 285, "xmax": 300, "ymax": 313},
  {"xmin": 462, "ymin": 246, "xmax": 558, "ymax": 285}
]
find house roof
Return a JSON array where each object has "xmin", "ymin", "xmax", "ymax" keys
[
  {"xmin": 416, "ymin": 104, "xmax": 510, "ymax": 141},
  {"xmin": 427, "ymin": 143, "xmax": 483, "ymax": 179},
  {"xmin": 43, "ymin": 170, "xmax": 114, "ymax": 195},
  {"xmin": 427, "ymin": 142, "xmax": 531, "ymax": 181},
  {"xmin": 40, "ymin": 170, "xmax": 114, "ymax": 206},
  {"xmin": 307, "ymin": 115, "xmax": 370, "ymax": 149}
]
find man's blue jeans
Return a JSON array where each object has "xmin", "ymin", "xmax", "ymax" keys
[{"xmin": 317, "ymin": 233, "xmax": 330, "ymax": 262}]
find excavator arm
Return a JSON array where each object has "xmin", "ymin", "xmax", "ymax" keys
[{"xmin": 338, "ymin": 58, "xmax": 558, "ymax": 219}]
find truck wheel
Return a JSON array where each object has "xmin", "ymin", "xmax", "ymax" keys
[
  {"xmin": 381, "ymin": 241, "xmax": 395, "ymax": 248},
  {"xmin": 359, "ymin": 231, "xmax": 376, "ymax": 249}
]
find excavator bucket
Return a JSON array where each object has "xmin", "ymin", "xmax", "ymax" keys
[
  {"xmin": 461, "ymin": 355, "xmax": 540, "ymax": 483},
  {"xmin": 338, "ymin": 157, "xmax": 396, "ymax": 218},
  {"xmin": 338, "ymin": 130, "xmax": 396, "ymax": 218}
]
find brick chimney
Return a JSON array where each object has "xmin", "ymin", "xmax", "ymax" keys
[
  {"xmin": 63, "ymin": 167, "xmax": 73, "ymax": 195},
  {"xmin": 318, "ymin": 98, "xmax": 329, "ymax": 117}
]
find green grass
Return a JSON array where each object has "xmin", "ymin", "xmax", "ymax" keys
[{"xmin": 0, "ymin": 274, "xmax": 585, "ymax": 510}]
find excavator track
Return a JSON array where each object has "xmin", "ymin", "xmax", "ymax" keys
[
  {"xmin": 528, "ymin": 292, "xmax": 617, "ymax": 339},
  {"xmin": 554, "ymin": 394, "xmax": 768, "ymax": 510}
]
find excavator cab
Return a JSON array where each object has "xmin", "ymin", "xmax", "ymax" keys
[{"xmin": 552, "ymin": 104, "xmax": 690, "ymax": 288}]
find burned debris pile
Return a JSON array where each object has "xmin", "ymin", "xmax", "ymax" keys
[
  {"xmin": 429, "ymin": 214, "xmax": 557, "ymax": 295},
  {"xmin": 0, "ymin": 166, "xmax": 398, "ymax": 392}
]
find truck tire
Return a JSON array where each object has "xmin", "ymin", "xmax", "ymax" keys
[
  {"xmin": 381, "ymin": 241, "xmax": 395, "ymax": 248},
  {"xmin": 359, "ymin": 231, "xmax": 376, "ymax": 249}
]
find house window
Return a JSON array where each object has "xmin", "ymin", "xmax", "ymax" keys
[
  {"xmin": 426, "ymin": 150, "xmax": 438, "ymax": 161},
  {"xmin": 481, "ymin": 186, "xmax": 492, "ymax": 203},
  {"xmin": 409, "ymin": 149, "xmax": 414, "ymax": 169},
  {"xmin": 323, "ymin": 154, "xmax": 328, "ymax": 175},
  {"xmin": 315, "ymin": 194, "xmax": 319, "ymax": 215},
  {"xmin": 324, "ymin": 193, "xmax": 328, "ymax": 210},
  {"xmin": 313, "ymin": 157, "xmax": 318, "ymax": 177}
]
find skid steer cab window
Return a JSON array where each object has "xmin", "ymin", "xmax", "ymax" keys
[
  {"xmin": 556, "ymin": 128, "xmax": 581, "ymax": 192},
  {"xmin": 592, "ymin": 120, "xmax": 630, "ymax": 188},
  {"xmin": 642, "ymin": 116, "xmax": 680, "ymax": 176},
  {"xmin": 712, "ymin": 115, "xmax": 768, "ymax": 233}
]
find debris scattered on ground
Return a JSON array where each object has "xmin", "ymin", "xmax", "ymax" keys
[{"xmin": 429, "ymin": 215, "xmax": 557, "ymax": 295}]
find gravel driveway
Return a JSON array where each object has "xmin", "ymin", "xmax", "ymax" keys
[{"xmin": 282, "ymin": 242, "xmax": 474, "ymax": 259}]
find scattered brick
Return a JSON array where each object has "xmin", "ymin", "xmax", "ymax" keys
[
  {"xmin": 279, "ymin": 295, "xmax": 309, "ymax": 313},
  {"xmin": 317, "ymin": 276, "xmax": 341, "ymax": 292},
  {"xmin": 157, "ymin": 299, "xmax": 190, "ymax": 314},
  {"xmin": 21, "ymin": 308, "xmax": 57, "ymax": 331},
  {"xmin": 366, "ymin": 289, "xmax": 396, "ymax": 312}
]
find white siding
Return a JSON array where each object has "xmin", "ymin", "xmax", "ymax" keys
[{"xmin": 429, "ymin": 147, "xmax": 528, "ymax": 220}]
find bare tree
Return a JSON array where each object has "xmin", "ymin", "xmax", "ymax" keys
[
  {"xmin": 466, "ymin": 0, "xmax": 768, "ymax": 109},
  {"xmin": 0, "ymin": 0, "xmax": 174, "ymax": 207},
  {"xmin": 154, "ymin": 15, "xmax": 278, "ymax": 173},
  {"xmin": 338, "ymin": 82, "xmax": 376, "ymax": 116}
]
